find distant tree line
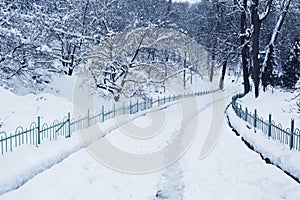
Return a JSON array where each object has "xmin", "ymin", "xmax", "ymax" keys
[{"xmin": 0, "ymin": 0, "xmax": 299, "ymax": 96}]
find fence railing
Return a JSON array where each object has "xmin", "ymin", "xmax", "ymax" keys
[
  {"xmin": 0, "ymin": 89, "xmax": 219, "ymax": 155},
  {"xmin": 231, "ymin": 94, "xmax": 300, "ymax": 151}
]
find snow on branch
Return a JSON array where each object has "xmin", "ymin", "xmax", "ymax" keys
[
  {"xmin": 262, "ymin": 0, "xmax": 292, "ymax": 73},
  {"xmin": 259, "ymin": 0, "xmax": 273, "ymax": 22}
]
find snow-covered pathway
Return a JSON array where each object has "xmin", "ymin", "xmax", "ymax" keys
[{"xmin": 1, "ymin": 89, "xmax": 300, "ymax": 200}]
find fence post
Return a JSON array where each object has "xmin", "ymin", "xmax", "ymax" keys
[
  {"xmin": 101, "ymin": 106, "xmax": 105, "ymax": 122},
  {"xmin": 245, "ymin": 107, "xmax": 248, "ymax": 122},
  {"xmin": 87, "ymin": 109, "xmax": 90, "ymax": 127},
  {"xmin": 169, "ymin": 95, "xmax": 171, "ymax": 102},
  {"xmin": 66, "ymin": 112, "xmax": 71, "ymax": 138},
  {"xmin": 254, "ymin": 109, "xmax": 257, "ymax": 128},
  {"xmin": 268, "ymin": 114, "xmax": 272, "ymax": 138},
  {"xmin": 113, "ymin": 104, "xmax": 116, "ymax": 117},
  {"xmin": 130, "ymin": 100, "xmax": 132, "ymax": 114},
  {"xmin": 136, "ymin": 99, "xmax": 139, "ymax": 112},
  {"xmin": 163, "ymin": 96, "xmax": 165, "ymax": 104},
  {"xmin": 239, "ymin": 104, "xmax": 242, "ymax": 118},
  {"xmin": 158, "ymin": 96, "xmax": 160, "ymax": 106},
  {"xmin": 150, "ymin": 97, "xmax": 153, "ymax": 108},
  {"xmin": 290, "ymin": 119, "xmax": 295, "ymax": 150},
  {"xmin": 37, "ymin": 116, "xmax": 41, "ymax": 145}
]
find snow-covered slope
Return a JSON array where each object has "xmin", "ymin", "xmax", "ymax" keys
[
  {"xmin": 0, "ymin": 86, "xmax": 72, "ymax": 134},
  {"xmin": 239, "ymin": 89, "xmax": 300, "ymax": 128}
]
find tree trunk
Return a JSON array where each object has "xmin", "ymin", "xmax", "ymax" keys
[
  {"xmin": 262, "ymin": 45, "xmax": 274, "ymax": 91},
  {"xmin": 241, "ymin": 0, "xmax": 250, "ymax": 94},
  {"xmin": 190, "ymin": 69, "xmax": 193, "ymax": 84},
  {"xmin": 219, "ymin": 59, "xmax": 227, "ymax": 90},
  {"xmin": 251, "ymin": 0, "xmax": 261, "ymax": 98},
  {"xmin": 209, "ymin": 34, "xmax": 216, "ymax": 82},
  {"xmin": 68, "ymin": 68, "xmax": 73, "ymax": 76}
]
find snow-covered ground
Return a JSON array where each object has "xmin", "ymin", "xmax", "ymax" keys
[
  {"xmin": 0, "ymin": 86, "xmax": 72, "ymax": 134},
  {"xmin": 227, "ymin": 105, "xmax": 300, "ymax": 182},
  {"xmin": 227, "ymin": 88, "xmax": 300, "ymax": 183},
  {"xmin": 1, "ymin": 78, "xmax": 300, "ymax": 199},
  {"xmin": 239, "ymin": 89, "xmax": 300, "ymax": 128}
]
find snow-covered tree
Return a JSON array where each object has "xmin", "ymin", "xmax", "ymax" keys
[
  {"xmin": 282, "ymin": 39, "xmax": 300, "ymax": 89},
  {"xmin": 0, "ymin": 1, "xmax": 54, "ymax": 91},
  {"xmin": 0, "ymin": 0, "xmax": 299, "ymax": 94},
  {"xmin": 84, "ymin": 27, "xmax": 208, "ymax": 101},
  {"xmin": 261, "ymin": 0, "xmax": 292, "ymax": 91}
]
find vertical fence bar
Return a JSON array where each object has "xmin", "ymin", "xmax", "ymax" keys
[
  {"xmin": 67, "ymin": 112, "xmax": 71, "ymax": 138},
  {"xmin": 1, "ymin": 137, "xmax": 2, "ymax": 155},
  {"xmin": 130, "ymin": 100, "xmax": 132, "ymax": 114},
  {"xmin": 14, "ymin": 133, "xmax": 17, "ymax": 147},
  {"xmin": 268, "ymin": 114, "xmax": 272, "ymax": 138},
  {"xmin": 136, "ymin": 99, "xmax": 139, "ymax": 113},
  {"xmin": 254, "ymin": 109, "xmax": 257, "ymax": 129},
  {"xmin": 22, "ymin": 130, "xmax": 24, "ymax": 144},
  {"xmin": 290, "ymin": 119, "xmax": 295, "ymax": 150},
  {"xmin": 1, "ymin": 137, "xmax": 3, "ymax": 155},
  {"xmin": 10, "ymin": 134, "xmax": 12, "ymax": 152},
  {"xmin": 87, "ymin": 109, "xmax": 90, "ymax": 127},
  {"xmin": 101, "ymin": 106, "xmax": 105, "ymax": 122},
  {"xmin": 239, "ymin": 105, "xmax": 242, "ymax": 118},
  {"xmin": 158, "ymin": 96, "xmax": 160, "ymax": 106},
  {"xmin": 245, "ymin": 107, "xmax": 248, "ymax": 122},
  {"xmin": 37, "ymin": 116, "xmax": 41, "ymax": 145},
  {"xmin": 113, "ymin": 104, "xmax": 116, "ymax": 117}
]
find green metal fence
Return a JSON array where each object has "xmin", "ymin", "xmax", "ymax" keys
[
  {"xmin": 231, "ymin": 94, "xmax": 300, "ymax": 151},
  {"xmin": 0, "ymin": 89, "xmax": 219, "ymax": 155}
]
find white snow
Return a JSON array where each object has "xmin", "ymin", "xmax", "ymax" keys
[
  {"xmin": 0, "ymin": 79, "xmax": 300, "ymax": 199},
  {"xmin": 239, "ymin": 89, "xmax": 300, "ymax": 128},
  {"xmin": 227, "ymin": 87, "xmax": 300, "ymax": 182},
  {"xmin": 227, "ymin": 105, "xmax": 300, "ymax": 181},
  {"xmin": 0, "ymin": 86, "xmax": 72, "ymax": 134}
]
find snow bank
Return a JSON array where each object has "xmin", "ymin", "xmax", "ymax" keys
[
  {"xmin": 0, "ymin": 136, "xmax": 83, "ymax": 196},
  {"xmin": 240, "ymin": 89, "xmax": 300, "ymax": 128},
  {"xmin": 227, "ymin": 105, "xmax": 300, "ymax": 181},
  {"xmin": 0, "ymin": 81, "xmax": 78, "ymax": 195},
  {"xmin": 0, "ymin": 86, "xmax": 72, "ymax": 134}
]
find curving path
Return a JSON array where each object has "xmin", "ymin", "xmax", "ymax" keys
[{"xmin": 1, "ymin": 88, "xmax": 300, "ymax": 200}]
